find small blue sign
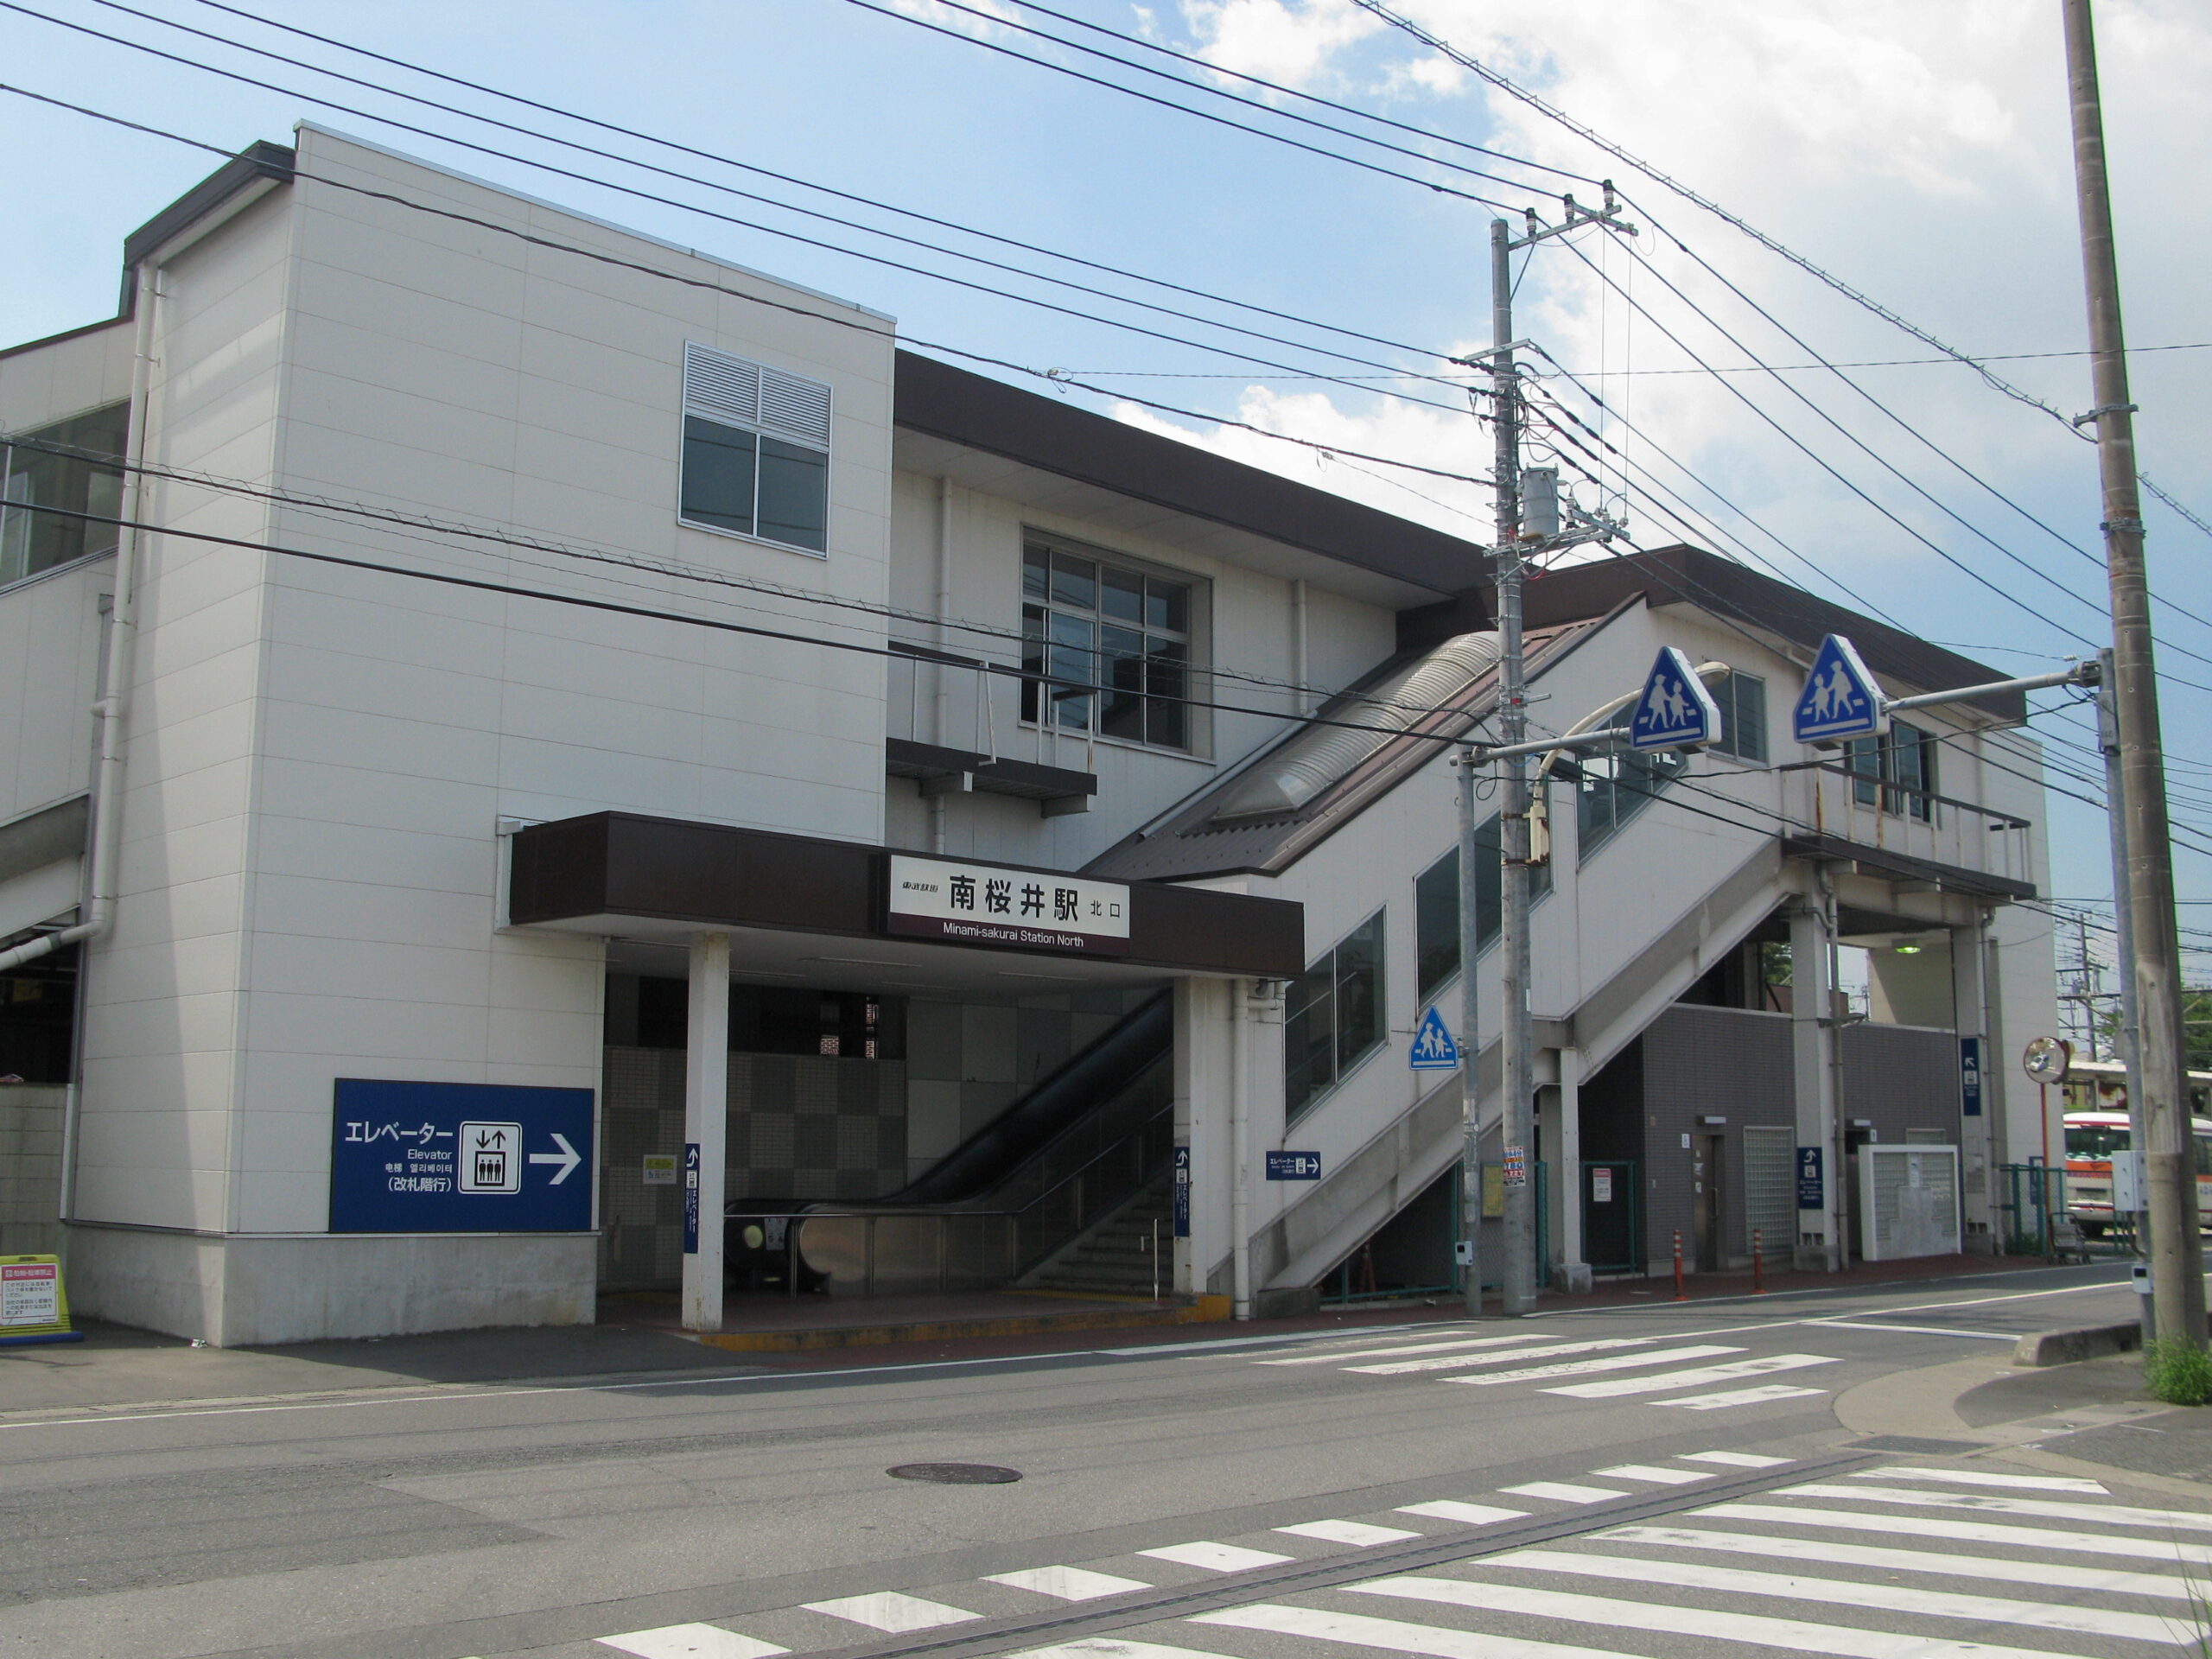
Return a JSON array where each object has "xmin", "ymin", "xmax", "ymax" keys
[
  {"xmin": 682, "ymin": 1142, "xmax": 702, "ymax": 1255},
  {"xmin": 1266, "ymin": 1151, "xmax": 1322, "ymax": 1181},
  {"xmin": 1173, "ymin": 1145, "xmax": 1192, "ymax": 1238},
  {"xmin": 1793, "ymin": 633, "xmax": 1887, "ymax": 746},
  {"xmin": 1409, "ymin": 1006, "xmax": 1461, "ymax": 1070},
  {"xmin": 1961, "ymin": 1036, "xmax": 1984, "ymax": 1117},
  {"xmin": 1796, "ymin": 1144, "xmax": 1825, "ymax": 1211},
  {"xmin": 330, "ymin": 1079, "xmax": 593, "ymax": 1234},
  {"xmin": 1628, "ymin": 646, "xmax": 1722, "ymax": 753}
]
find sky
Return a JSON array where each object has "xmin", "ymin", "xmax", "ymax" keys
[{"xmin": 3, "ymin": 0, "xmax": 2208, "ymax": 1013}]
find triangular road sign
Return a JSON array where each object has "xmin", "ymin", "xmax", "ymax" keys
[
  {"xmin": 1792, "ymin": 633, "xmax": 1887, "ymax": 746},
  {"xmin": 1409, "ymin": 1006, "xmax": 1460, "ymax": 1070},
  {"xmin": 1628, "ymin": 646, "xmax": 1722, "ymax": 753}
]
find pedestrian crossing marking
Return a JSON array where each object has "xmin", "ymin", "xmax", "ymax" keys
[
  {"xmin": 1587, "ymin": 1464, "xmax": 1711, "ymax": 1485},
  {"xmin": 1497, "ymin": 1482, "xmax": 1629, "ymax": 1504},
  {"xmin": 1196, "ymin": 1602, "xmax": 1623, "ymax": 1658},
  {"xmin": 1449, "ymin": 1344, "xmax": 1743, "ymax": 1388},
  {"xmin": 1013, "ymin": 1642, "xmax": 1242, "ymax": 1659},
  {"xmin": 1703, "ymin": 1499, "xmax": 2212, "ymax": 1565},
  {"xmin": 1597, "ymin": 1522, "xmax": 2205, "ymax": 1600},
  {"xmin": 988, "ymin": 1567, "xmax": 1152, "ymax": 1601},
  {"xmin": 801, "ymin": 1592, "xmax": 980, "ymax": 1632},
  {"xmin": 598, "ymin": 1626, "xmax": 787, "ymax": 1659},
  {"xmin": 1548, "ymin": 1353, "xmax": 1836, "ymax": 1399},
  {"xmin": 1782, "ymin": 1480, "xmax": 2212, "ymax": 1532},
  {"xmin": 1489, "ymin": 1545, "xmax": 2190, "ymax": 1643},
  {"xmin": 1140, "ymin": 1541, "xmax": 1294, "ymax": 1572},
  {"xmin": 1348, "ymin": 1573, "xmax": 2089, "ymax": 1659},
  {"xmin": 1351, "ymin": 1338, "xmax": 1656, "ymax": 1376},
  {"xmin": 1847, "ymin": 1465, "xmax": 2108, "ymax": 1494},
  {"xmin": 1395, "ymin": 1500, "xmax": 1530, "ymax": 1525},
  {"xmin": 1261, "ymin": 1332, "xmax": 1563, "ymax": 1366},
  {"xmin": 1276, "ymin": 1519, "xmax": 1421, "ymax": 1547},
  {"xmin": 1654, "ymin": 1382, "xmax": 1828, "ymax": 1410},
  {"xmin": 1678, "ymin": 1450, "xmax": 1792, "ymax": 1467}
]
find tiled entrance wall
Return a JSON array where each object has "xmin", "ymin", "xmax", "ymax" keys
[
  {"xmin": 598, "ymin": 1047, "xmax": 908, "ymax": 1288},
  {"xmin": 902, "ymin": 988, "xmax": 1156, "ymax": 1182}
]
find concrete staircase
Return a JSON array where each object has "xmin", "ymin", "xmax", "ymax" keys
[{"xmin": 1022, "ymin": 1170, "xmax": 1176, "ymax": 1300}]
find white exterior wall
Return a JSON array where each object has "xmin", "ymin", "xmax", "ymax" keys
[
  {"xmin": 51, "ymin": 127, "xmax": 899, "ymax": 1341},
  {"xmin": 881, "ymin": 470, "xmax": 1400, "ymax": 869}
]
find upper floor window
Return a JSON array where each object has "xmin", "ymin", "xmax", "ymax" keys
[
  {"xmin": 1286, "ymin": 910, "xmax": 1384, "ymax": 1122},
  {"xmin": 1845, "ymin": 720, "xmax": 1937, "ymax": 822},
  {"xmin": 678, "ymin": 344, "xmax": 831, "ymax": 555},
  {"xmin": 1, "ymin": 404, "xmax": 127, "ymax": 589},
  {"xmin": 1710, "ymin": 671, "xmax": 1767, "ymax": 763},
  {"xmin": 1414, "ymin": 818, "xmax": 1554, "ymax": 1001},
  {"xmin": 1576, "ymin": 732, "xmax": 1688, "ymax": 856},
  {"xmin": 1020, "ymin": 539, "xmax": 1193, "ymax": 751}
]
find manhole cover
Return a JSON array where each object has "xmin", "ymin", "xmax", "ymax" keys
[{"xmin": 887, "ymin": 1462, "xmax": 1022, "ymax": 1484}]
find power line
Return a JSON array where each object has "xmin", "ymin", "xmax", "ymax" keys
[
  {"xmin": 0, "ymin": 85, "xmax": 1491, "ymax": 491},
  {"xmin": 178, "ymin": 0, "xmax": 1488, "ymax": 373},
  {"xmin": 1, "ymin": 3, "xmax": 1485, "ymax": 422},
  {"xmin": 1344, "ymin": 0, "xmax": 2212, "ymax": 543},
  {"xmin": 831, "ymin": 0, "xmax": 1522, "ymax": 214}
]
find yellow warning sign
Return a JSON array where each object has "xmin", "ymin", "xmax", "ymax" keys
[{"xmin": 0, "ymin": 1255, "xmax": 81, "ymax": 1345}]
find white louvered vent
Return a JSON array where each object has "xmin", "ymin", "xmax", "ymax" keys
[
  {"xmin": 683, "ymin": 343, "xmax": 760, "ymax": 429},
  {"xmin": 760, "ymin": 366, "xmax": 834, "ymax": 449}
]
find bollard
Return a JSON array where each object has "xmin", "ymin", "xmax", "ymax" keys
[
  {"xmin": 1672, "ymin": 1230, "xmax": 1687, "ymax": 1301},
  {"xmin": 1752, "ymin": 1227, "xmax": 1765, "ymax": 1295}
]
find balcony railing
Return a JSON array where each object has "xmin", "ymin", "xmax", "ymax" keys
[{"xmin": 1781, "ymin": 760, "xmax": 2035, "ymax": 892}]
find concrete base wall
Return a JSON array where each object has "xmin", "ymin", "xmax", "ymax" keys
[
  {"xmin": 65, "ymin": 1225, "xmax": 598, "ymax": 1345},
  {"xmin": 0, "ymin": 1084, "xmax": 65, "ymax": 1259}
]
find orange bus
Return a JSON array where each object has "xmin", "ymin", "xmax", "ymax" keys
[{"xmin": 2063, "ymin": 1056, "xmax": 2212, "ymax": 1235}]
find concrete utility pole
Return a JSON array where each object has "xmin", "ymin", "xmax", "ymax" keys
[
  {"xmin": 2099, "ymin": 649, "xmax": 2146, "ymax": 1232},
  {"xmin": 1488, "ymin": 217, "xmax": 1539, "ymax": 1317},
  {"xmin": 2061, "ymin": 0, "xmax": 2203, "ymax": 1344},
  {"xmin": 1457, "ymin": 742, "xmax": 1484, "ymax": 1316},
  {"xmin": 1469, "ymin": 194, "xmax": 1635, "ymax": 1314}
]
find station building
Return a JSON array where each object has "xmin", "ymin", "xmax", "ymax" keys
[{"xmin": 0, "ymin": 127, "xmax": 2060, "ymax": 1343}]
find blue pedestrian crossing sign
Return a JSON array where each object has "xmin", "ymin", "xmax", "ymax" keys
[
  {"xmin": 1793, "ymin": 632, "xmax": 1888, "ymax": 746},
  {"xmin": 1409, "ymin": 1006, "xmax": 1460, "ymax": 1070},
  {"xmin": 1628, "ymin": 646, "xmax": 1722, "ymax": 753}
]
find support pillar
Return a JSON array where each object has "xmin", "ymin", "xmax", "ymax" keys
[
  {"xmin": 682, "ymin": 931, "xmax": 729, "ymax": 1333},
  {"xmin": 1553, "ymin": 1048, "xmax": 1588, "ymax": 1289},
  {"xmin": 1790, "ymin": 901, "xmax": 1843, "ymax": 1270},
  {"xmin": 1951, "ymin": 911, "xmax": 1993, "ymax": 1246}
]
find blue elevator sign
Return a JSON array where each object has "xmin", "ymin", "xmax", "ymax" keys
[
  {"xmin": 1266, "ymin": 1151, "xmax": 1322, "ymax": 1181},
  {"xmin": 1793, "ymin": 633, "xmax": 1887, "ymax": 746},
  {"xmin": 330, "ymin": 1079, "xmax": 594, "ymax": 1233},
  {"xmin": 1628, "ymin": 646, "xmax": 1722, "ymax": 753},
  {"xmin": 1796, "ymin": 1145, "xmax": 1825, "ymax": 1211},
  {"xmin": 1961, "ymin": 1036, "xmax": 1985, "ymax": 1117}
]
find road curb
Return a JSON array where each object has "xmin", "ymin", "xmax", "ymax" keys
[
  {"xmin": 2012, "ymin": 1321, "xmax": 2144, "ymax": 1366},
  {"xmin": 691, "ymin": 1294, "xmax": 1233, "ymax": 1351}
]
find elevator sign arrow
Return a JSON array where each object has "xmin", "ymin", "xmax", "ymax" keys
[
  {"xmin": 1793, "ymin": 633, "xmax": 1888, "ymax": 747},
  {"xmin": 529, "ymin": 1133, "xmax": 582, "ymax": 1185}
]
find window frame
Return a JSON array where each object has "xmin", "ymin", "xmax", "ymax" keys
[
  {"xmin": 1575, "ymin": 725, "xmax": 1689, "ymax": 859},
  {"xmin": 1018, "ymin": 532, "xmax": 1208, "ymax": 758},
  {"xmin": 1709, "ymin": 670, "xmax": 1768, "ymax": 764},
  {"xmin": 1286, "ymin": 908, "xmax": 1387, "ymax": 1124},
  {"xmin": 0, "ymin": 403, "xmax": 129, "ymax": 594},
  {"xmin": 1413, "ymin": 817, "xmax": 1554, "ymax": 1002},
  {"xmin": 677, "ymin": 344, "xmax": 833, "ymax": 559},
  {"xmin": 1844, "ymin": 719, "xmax": 1938, "ymax": 823}
]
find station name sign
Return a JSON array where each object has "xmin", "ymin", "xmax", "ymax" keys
[{"xmin": 886, "ymin": 854, "xmax": 1131, "ymax": 954}]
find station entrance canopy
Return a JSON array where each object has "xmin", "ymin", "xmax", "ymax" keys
[{"xmin": 506, "ymin": 812, "xmax": 1303, "ymax": 993}]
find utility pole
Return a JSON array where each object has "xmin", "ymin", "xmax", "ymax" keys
[
  {"xmin": 2100, "ymin": 648, "xmax": 2145, "ymax": 1234},
  {"xmin": 1488, "ymin": 216, "xmax": 1539, "ymax": 1316},
  {"xmin": 1457, "ymin": 742, "xmax": 1484, "ymax": 1317},
  {"xmin": 1465, "ymin": 192, "xmax": 1634, "ymax": 1316},
  {"xmin": 2061, "ymin": 0, "xmax": 2204, "ymax": 1344}
]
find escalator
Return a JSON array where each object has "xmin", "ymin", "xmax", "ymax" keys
[{"xmin": 727, "ymin": 990, "xmax": 1175, "ymax": 1296}]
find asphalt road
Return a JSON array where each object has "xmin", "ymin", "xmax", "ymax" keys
[{"xmin": 0, "ymin": 1264, "xmax": 2189, "ymax": 1659}]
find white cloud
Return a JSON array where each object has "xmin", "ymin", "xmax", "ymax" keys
[{"xmin": 1176, "ymin": 0, "xmax": 1384, "ymax": 88}]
